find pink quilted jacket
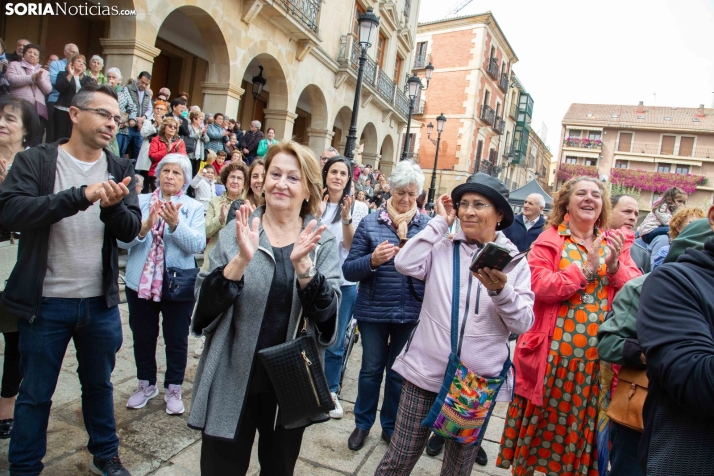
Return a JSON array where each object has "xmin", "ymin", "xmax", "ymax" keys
[{"xmin": 5, "ymin": 61, "xmax": 51, "ymax": 106}]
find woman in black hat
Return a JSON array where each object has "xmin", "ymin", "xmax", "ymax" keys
[{"xmin": 374, "ymin": 173, "xmax": 536, "ymax": 475}]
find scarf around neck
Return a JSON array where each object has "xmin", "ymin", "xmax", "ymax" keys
[
  {"xmin": 137, "ymin": 188, "xmax": 183, "ymax": 301},
  {"xmin": 21, "ymin": 59, "xmax": 41, "ymax": 74},
  {"xmin": 386, "ymin": 197, "xmax": 418, "ymax": 240}
]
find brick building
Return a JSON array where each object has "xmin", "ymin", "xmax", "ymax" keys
[{"xmin": 557, "ymin": 102, "xmax": 714, "ymax": 211}]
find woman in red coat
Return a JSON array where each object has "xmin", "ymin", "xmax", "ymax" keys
[
  {"xmin": 148, "ymin": 117, "xmax": 186, "ymax": 191},
  {"xmin": 496, "ymin": 176, "xmax": 640, "ymax": 476}
]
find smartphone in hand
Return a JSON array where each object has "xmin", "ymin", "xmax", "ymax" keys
[{"xmin": 469, "ymin": 243, "xmax": 529, "ymax": 273}]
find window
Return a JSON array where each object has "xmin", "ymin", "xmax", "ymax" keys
[
  {"xmin": 568, "ymin": 129, "xmax": 582, "ymax": 138},
  {"xmin": 475, "ymin": 140, "xmax": 483, "ymax": 160},
  {"xmin": 352, "ymin": 3, "xmax": 366, "ymax": 39},
  {"xmin": 660, "ymin": 135, "xmax": 676, "ymax": 155},
  {"xmin": 588, "ymin": 131, "xmax": 601, "ymax": 140},
  {"xmin": 416, "ymin": 41, "xmax": 427, "ymax": 57},
  {"xmin": 393, "ymin": 54, "xmax": 403, "ymax": 83},
  {"xmin": 615, "ymin": 161, "xmax": 628, "ymax": 169},
  {"xmin": 657, "ymin": 163, "xmax": 671, "ymax": 173},
  {"xmin": 585, "ymin": 158, "xmax": 597, "ymax": 166},
  {"xmin": 483, "ymin": 90, "xmax": 490, "ymax": 109},
  {"xmin": 679, "ymin": 137, "xmax": 695, "ymax": 157},
  {"xmin": 618, "ymin": 132, "xmax": 633, "ymax": 152},
  {"xmin": 490, "ymin": 45, "xmax": 496, "ymax": 60},
  {"xmin": 675, "ymin": 165, "xmax": 690, "ymax": 175},
  {"xmin": 495, "ymin": 102, "xmax": 501, "ymax": 118},
  {"xmin": 376, "ymin": 32, "xmax": 387, "ymax": 68},
  {"xmin": 565, "ymin": 157, "xmax": 578, "ymax": 164}
]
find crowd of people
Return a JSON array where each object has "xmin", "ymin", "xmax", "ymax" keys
[{"xmin": 0, "ymin": 37, "xmax": 713, "ymax": 476}]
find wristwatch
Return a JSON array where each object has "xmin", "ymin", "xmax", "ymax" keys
[
  {"xmin": 342, "ymin": 217, "xmax": 352, "ymax": 225},
  {"xmin": 488, "ymin": 288, "xmax": 502, "ymax": 297},
  {"xmin": 296, "ymin": 266, "xmax": 317, "ymax": 279}
]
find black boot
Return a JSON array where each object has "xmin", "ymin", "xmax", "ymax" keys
[{"xmin": 426, "ymin": 433, "xmax": 445, "ymax": 456}]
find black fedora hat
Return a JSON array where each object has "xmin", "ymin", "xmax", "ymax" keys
[{"xmin": 451, "ymin": 173, "xmax": 514, "ymax": 230}]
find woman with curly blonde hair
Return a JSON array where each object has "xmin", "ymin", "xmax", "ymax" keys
[{"xmin": 497, "ymin": 176, "xmax": 640, "ymax": 476}]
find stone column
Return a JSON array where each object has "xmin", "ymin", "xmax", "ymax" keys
[
  {"xmin": 262, "ymin": 109, "xmax": 298, "ymax": 142},
  {"xmin": 306, "ymin": 128, "xmax": 335, "ymax": 158},
  {"xmin": 100, "ymin": 39, "xmax": 160, "ymax": 81},
  {"xmin": 202, "ymin": 83, "xmax": 245, "ymax": 119},
  {"xmin": 361, "ymin": 153, "xmax": 380, "ymax": 168},
  {"xmin": 379, "ymin": 154, "xmax": 397, "ymax": 177}
]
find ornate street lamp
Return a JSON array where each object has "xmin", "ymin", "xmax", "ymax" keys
[
  {"xmin": 400, "ymin": 62, "xmax": 434, "ymax": 161},
  {"xmin": 344, "ymin": 7, "xmax": 380, "ymax": 163},
  {"xmin": 251, "ymin": 66, "xmax": 267, "ymax": 100},
  {"xmin": 426, "ymin": 112, "xmax": 446, "ymax": 212}
]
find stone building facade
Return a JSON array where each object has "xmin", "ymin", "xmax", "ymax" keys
[
  {"xmin": 1, "ymin": 0, "xmax": 422, "ymax": 173},
  {"xmin": 558, "ymin": 102, "xmax": 714, "ymax": 211}
]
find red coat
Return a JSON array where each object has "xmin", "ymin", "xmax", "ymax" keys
[
  {"xmin": 148, "ymin": 136, "xmax": 186, "ymax": 177},
  {"xmin": 513, "ymin": 225, "xmax": 641, "ymax": 405}
]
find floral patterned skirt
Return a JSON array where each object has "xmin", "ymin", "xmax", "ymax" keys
[{"xmin": 496, "ymin": 353, "xmax": 601, "ymax": 476}]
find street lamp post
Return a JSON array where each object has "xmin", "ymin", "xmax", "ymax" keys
[
  {"xmin": 344, "ymin": 7, "xmax": 380, "ymax": 162},
  {"xmin": 400, "ymin": 64, "xmax": 434, "ymax": 161},
  {"xmin": 425, "ymin": 112, "xmax": 447, "ymax": 213}
]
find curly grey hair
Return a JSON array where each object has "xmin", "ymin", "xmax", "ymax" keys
[{"xmin": 388, "ymin": 160, "xmax": 425, "ymax": 194}]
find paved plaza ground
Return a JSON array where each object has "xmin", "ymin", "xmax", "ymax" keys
[{"xmin": 0, "ymin": 302, "xmax": 515, "ymax": 476}]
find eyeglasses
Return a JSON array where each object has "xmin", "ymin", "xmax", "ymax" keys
[
  {"xmin": 75, "ymin": 106, "xmax": 121, "ymax": 124},
  {"xmin": 458, "ymin": 201, "xmax": 493, "ymax": 211},
  {"xmin": 165, "ymin": 124, "xmax": 177, "ymax": 129}
]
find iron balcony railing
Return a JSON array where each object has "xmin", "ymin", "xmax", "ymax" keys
[
  {"xmin": 508, "ymin": 103, "xmax": 518, "ymax": 120},
  {"xmin": 349, "ymin": 38, "xmax": 377, "ymax": 86},
  {"xmin": 487, "ymin": 57, "xmax": 499, "ymax": 80},
  {"xmin": 394, "ymin": 89, "xmax": 410, "ymax": 118},
  {"xmin": 414, "ymin": 99, "xmax": 425, "ymax": 114},
  {"xmin": 481, "ymin": 104, "xmax": 495, "ymax": 126},
  {"xmin": 564, "ymin": 137, "xmax": 602, "ymax": 150},
  {"xmin": 614, "ymin": 141, "xmax": 714, "ymax": 159},
  {"xmin": 282, "ymin": 0, "xmax": 320, "ymax": 33},
  {"xmin": 414, "ymin": 52, "xmax": 429, "ymax": 69},
  {"xmin": 377, "ymin": 69, "xmax": 396, "ymax": 103},
  {"xmin": 498, "ymin": 72, "xmax": 509, "ymax": 92},
  {"xmin": 494, "ymin": 116, "xmax": 505, "ymax": 134}
]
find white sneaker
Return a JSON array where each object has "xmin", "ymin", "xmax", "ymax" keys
[
  {"xmin": 126, "ymin": 380, "xmax": 159, "ymax": 409},
  {"xmin": 193, "ymin": 337, "xmax": 205, "ymax": 358},
  {"xmin": 329, "ymin": 392, "xmax": 344, "ymax": 419},
  {"xmin": 165, "ymin": 384, "xmax": 185, "ymax": 415}
]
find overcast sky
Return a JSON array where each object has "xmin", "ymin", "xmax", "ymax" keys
[{"xmin": 418, "ymin": 0, "xmax": 714, "ymax": 150}]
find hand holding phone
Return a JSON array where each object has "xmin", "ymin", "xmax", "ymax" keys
[{"xmin": 469, "ymin": 243, "xmax": 513, "ymax": 273}]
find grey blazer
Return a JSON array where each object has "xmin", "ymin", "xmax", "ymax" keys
[{"xmin": 188, "ymin": 207, "xmax": 341, "ymax": 438}]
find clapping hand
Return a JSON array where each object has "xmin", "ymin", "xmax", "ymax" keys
[
  {"xmin": 291, "ymin": 220, "xmax": 327, "ymax": 280},
  {"xmin": 219, "ymin": 198, "xmax": 230, "ymax": 225},
  {"xmin": 235, "ymin": 203, "xmax": 260, "ymax": 263},
  {"xmin": 317, "ymin": 188, "xmax": 328, "ymax": 219},
  {"xmin": 139, "ymin": 200, "xmax": 162, "ymax": 238},
  {"xmin": 436, "ymin": 194, "xmax": 457, "ymax": 226},
  {"xmin": 159, "ymin": 201, "xmax": 182, "ymax": 230},
  {"xmin": 85, "ymin": 177, "xmax": 131, "ymax": 208},
  {"xmin": 603, "ymin": 230, "xmax": 624, "ymax": 272},
  {"xmin": 340, "ymin": 194, "xmax": 354, "ymax": 221}
]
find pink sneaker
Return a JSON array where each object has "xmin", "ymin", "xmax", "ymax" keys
[
  {"xmin": 165, "ymin": 384, "xmax": 185, "ymax": 415},
  {"xmin": 126, "ymin": 380, "xmax": 158, "ymax": 409}
]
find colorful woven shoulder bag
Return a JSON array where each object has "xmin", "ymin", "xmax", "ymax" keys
[{"xmin": 421, "ymin": 241, "xmax": 513, "ymax": 446}]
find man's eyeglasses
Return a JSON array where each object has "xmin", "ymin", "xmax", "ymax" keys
[
  {"xmin": 75, "ymin": 106, "xmax": 121, "ymax": 125},
  {"xmin": 457, "ymin": 201, "xmax": 493, "ymax": 211}
]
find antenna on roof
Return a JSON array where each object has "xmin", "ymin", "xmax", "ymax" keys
[{"xmin": 443, "ymin": 0, "xmax": 474, "ymax": 18}]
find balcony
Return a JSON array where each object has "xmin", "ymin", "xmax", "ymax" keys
[
  {"xmin": 614, "ymin": 141, "xmax": 714, "ymax": 159},
  {"xmin": 414, "ymin": 99, "xmax": 425, "ymax": 115},
  {"xmin": 494, "ymin": 116, "xmax": 505, "ymax": 135},
  {"xmin": 349, "ymin": 37, "xmax": 377, "ymax": 87},
  {"xmin": 487, "ymin": 57, "xmax": 499, "ymax": 80},
  {"xmin": 564, "ymin": 137, "xmax": 603, "ymax": 150},
  {"xmin": 557, "ymin": 163, "xmax": 599, "ymax": 182},
  {"xmin": 609, "ymin": 167, "xmax": 707, "ymax": 194},
  {"xmin": 480, "ymin": 104, "xmax": 495, "ymax": 126},
  {"xmin": 376, "ymin": 69, "xmax": 396, "ymax": 103},
  {"xmin": 414, "ymin": 52, "xmax": 430, "ymax": 69},
  {"xmin": 281, "ymin": 0, "xmax": 320, "ymax": 33},
  {"xmin": 498, "ymin": 72, "xmax": 509, "ymax": 92},
  {"xmin": 394, "ymin": 89, "xmax": 411, "ymax": 119}
]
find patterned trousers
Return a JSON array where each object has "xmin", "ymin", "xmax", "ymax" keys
[{"xmin": 375, "ymin": 380, "xmax": 480, "ymax": 476}]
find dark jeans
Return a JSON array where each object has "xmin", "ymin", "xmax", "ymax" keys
[
  {"xmin": 642, "ymin": 226, "xmax": 669, "ymax": 244},
  {"xmin": 126, "ymin": 288, "xmax": 193, "ymax": 388},
  {"xmin": 609, "ymin": 422, "xmax": 643, "ymax": 476},
  {"xmin": 200, "ymin": 392, "xmax": 305, "ymax": 476},
  {"xmin": 324, "ymin": 285, "xmax": 357, "ymax": 392},
  {"xmin": 127, "ymin": 127, "xmax": 143, "ymax": 160},
  {"xmin": 2, "ymin": 332, "xmax": 21, "ymax": 398},
  {"xmin": 116, "ymin": 133, "xmax": 130, "ymax": 158},
  {"xmin": 9, "ymin": 297, "xmax": 122, "ymax": 476},
  {"xmin": 354, "ymin": 320, "xmax": 415, "ymax": 436}
]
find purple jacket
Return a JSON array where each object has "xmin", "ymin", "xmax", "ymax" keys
[
  {"xmin": 392, "ymin": 216, "xmax": 534, "ymax": 400},
  {"xmin": 5, "ymin": 61, "xmax": 51, "ymax": 106}
]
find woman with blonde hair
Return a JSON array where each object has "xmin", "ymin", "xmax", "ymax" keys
[
  {"xmin": 497, "ymin": 176, "xmax": 641, "ymax": 476},
  {"xmin": 190, "ymin": 141, "xmax": 340, "ymax": 474},
  {"xmin": 148, "ymin": 117, "xmax": 186, "ymax": 190}
]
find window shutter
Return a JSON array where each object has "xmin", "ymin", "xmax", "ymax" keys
[
  {"xmin": 678, "ymin": 137, "xmax": 694, "ymax": 157},
  {"xmin": 660, "ymin": 135, "xmax": 675, "ymax": 155},
  {"xmin": 617, "ymin": 133, "xmax": 633, "ymax": 152}
]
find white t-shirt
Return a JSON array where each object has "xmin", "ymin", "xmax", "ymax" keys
[{"xmin": 324, "ymin": 199, "xmax": 369, "ymax": 287}]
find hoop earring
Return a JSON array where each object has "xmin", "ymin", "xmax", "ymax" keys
[{"xmin": 261, "ymin": 190, "xmax": 265, "ymax": 197}]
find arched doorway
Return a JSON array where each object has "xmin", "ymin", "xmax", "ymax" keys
[
  {"xmin": 236, "ymin": 53, "xmax": 291, "ymax": 140},
  {"xmin": 379, "ymin": 135, "xmax": 395, "ymax": 171},
  {"xmin": 292, "ymin": 85, "xmax": 331, "ymax": 156},
  {"xmin": 359, "ymin": 122, "xmax": 379, "ymax": 166},
  {"xmin": 332, "ymin": 106, "xmax": 353, "ymax": 155}
]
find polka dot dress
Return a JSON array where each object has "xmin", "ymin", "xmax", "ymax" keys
[{"xmin": 496, "ymin": 222, "xmax": 608, "ymax": 476}]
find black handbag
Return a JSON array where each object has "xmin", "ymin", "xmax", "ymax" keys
[
  {"xmin": 258, "ymin": 316, "xmax": 334, "ymax": 427},
  {"xmin": 162, "ymin": 266, "xmax": 199, "ymax": 302},
  {"xmin": 183, "ymin": 136, "xmax": 197, "ymax": 155}
]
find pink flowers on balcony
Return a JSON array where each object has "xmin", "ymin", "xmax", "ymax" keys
[
  {"xmin": 565, "ymin": 137, "xmax": 603, "ymax": 149},
  {"xmin": 557, "ymin": 163, "xmax": 599, "ymax": 182},
  {"xmin": 610, "ymin": 168, "xmax": 707, "ymax": 194}
]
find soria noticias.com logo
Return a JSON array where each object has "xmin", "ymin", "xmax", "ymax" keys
[{"xmin": 5, "ymin": 3, "xmax": 137, "ymax": 16}]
